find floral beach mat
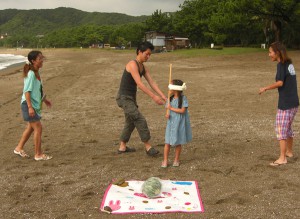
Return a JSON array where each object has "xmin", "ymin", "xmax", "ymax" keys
[{"xmin": 100, "ymin": 179, "xmax": 204, "ymax": 214}]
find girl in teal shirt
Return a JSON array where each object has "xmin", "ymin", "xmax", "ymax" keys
[{"xmin": 14, "ymin": 50, "xmax": 52, "ymax": 161}]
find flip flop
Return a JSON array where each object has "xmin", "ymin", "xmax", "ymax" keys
[
  {"xmin": 118, "ymin": 146, "xmax": 136, "ymax": 154},
  {"xmin": 34, "ymin": 154, "xmax": 52, "ymax": 161},
  {"xmin": 14, "ymin": 149, "xmax": 30, "ymax": 158},
  {"xmin": 172, "ymin": 162, "xmax": 180, "ymax": 167},
  {"xmin": 269, "ymin": 161, "xmax": 287, "ymax": 166},
  {"xmin": 146, "ymin": 147, "xmax": 159, "ymax": 156},
  {"xmin": 161, "ymin": 162, "xmax": 168, "ymax": 168}
]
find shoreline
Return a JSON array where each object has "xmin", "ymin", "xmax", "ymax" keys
[{"xmin": 0, "ymin": 62, "xmax": 24, "ymax": 76}]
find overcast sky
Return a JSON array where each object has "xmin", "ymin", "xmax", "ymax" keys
[{"xmin": 0, "ymin": 0, "xmax": 186, "ymax": 16}]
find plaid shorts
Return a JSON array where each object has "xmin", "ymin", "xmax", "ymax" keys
[{"xmin": 275, "ymin": 107, "xmax": 298, "ymax": 140}]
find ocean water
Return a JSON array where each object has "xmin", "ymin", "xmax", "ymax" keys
[{"xmin": 0, "ymin": 54, "xmax": 27, "ymax": 71}]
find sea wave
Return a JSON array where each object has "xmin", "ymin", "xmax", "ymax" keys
[{"xmin": 0, "ymin": 54, "xmax": 27, "ymax": 70}]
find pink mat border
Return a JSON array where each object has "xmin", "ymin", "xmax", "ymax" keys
[{"xmin": 100, "ymin": 180, "xmax": 205, "ymax": 214}]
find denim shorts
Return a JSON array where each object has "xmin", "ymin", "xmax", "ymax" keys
[{"xmin": 21, "ymin": 101, "xmax": 41, "ymax": 122}]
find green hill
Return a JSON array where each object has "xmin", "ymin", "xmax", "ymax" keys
[{"xmin": 0, "ymin": 7, "xmax": 148, "ymax": 35}]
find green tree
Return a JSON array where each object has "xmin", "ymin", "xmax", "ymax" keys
[
  {"xmin": 144, "ymin": 10, "xmax": 174, "ymax": 33},
  {"xmin": 44, "ymin": 25, "xmax": 105, "ymax": 48},
  {"xmin": 239, "ymin": 0, "xmax": 300, "ymax": 46},
  {"xmin": 208, "ymin": 0, "xmax": 264, "ymax": 45},
  {"xmin": 110, "ymin": 23, "xmax": 145, "ymax": 47},
  {"xmin": 172, "ymin": 0, "xmax": 219, "ymax": 47}
]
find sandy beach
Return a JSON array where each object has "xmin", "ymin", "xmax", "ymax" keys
[{"xmin": 0, "ymin": 48, "xmax": 299, "ymax": 219}]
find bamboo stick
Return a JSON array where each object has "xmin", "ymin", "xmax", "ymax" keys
[{"xmin": 167, "ymin": 64, "xmax": 172, "ymax": 114}]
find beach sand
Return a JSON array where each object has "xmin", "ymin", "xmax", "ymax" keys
[{"xmin": 0, "ymin": 48, "xmax": 299, "ymax": 219}]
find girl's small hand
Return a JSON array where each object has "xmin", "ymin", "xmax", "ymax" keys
[
  {"xmin": 167, "ymin": 103, "xmax": 172, "ymax": 110},
  {"xmin": 44, "ymin": 99, "xmax": 52, "ymax": 108},
  {"xmin": 165, "ymin": 113, "xmax": 170, "ymax": 119},
  {"xmin": 28, "ymin": 107, "xmax": 35, "ymax": 117}
]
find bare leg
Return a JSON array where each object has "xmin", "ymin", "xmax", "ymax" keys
[
  {"xmin": 162, "ymin": 144, "xmax": 170, "ymax": 166},
  {"xmin": 286, "ymin": 137, "xmax": 294, "ymax": 157},
  {"xmin": 271, "ymin": 140, "xmax": 288, "ymax": 165},
  {"xmin": 173, "ymin": 145, "xmax": 182, "ymax": 165},
  {"xmin": 30, "ymin": 121, "xmax": 43, "ymax": 158},
  {"xmin": 15, "ymin": 123, "xmax": 33, "ymax": 151}
]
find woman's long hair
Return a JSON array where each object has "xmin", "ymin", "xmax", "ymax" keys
[
  {"xmin": 170, "ymin": 79, "xmax": 184, "ymax": 109},
  {"xmin": 270, "ymin": 42, "xmax": 292, "ymax": 64}
]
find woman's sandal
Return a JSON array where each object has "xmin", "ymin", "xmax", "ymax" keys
[
  {"xmin": 34, "ymin": 154, "xmax": 52, "ymax": 161},
  {"xmin": 14, "ymin": 149, "xmax": 30, "ymax": 158},
  {"xmin": 172, "ymin": 162, "xmax": 180, "ymax": 167}
]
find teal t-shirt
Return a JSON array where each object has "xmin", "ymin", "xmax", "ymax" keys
[{"xmin": 21, "ymin": 70, "xmax": 42, "ymax": 115}]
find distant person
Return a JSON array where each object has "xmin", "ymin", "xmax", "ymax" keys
[
  {"xmin": 259, "ymin": 42, "xmax": 299, "ymax": 166},
  {"xmin": 116, "ymin": 41, "xmax": 167, "ymax": 156},
  {"xmin": 14, "ymin": 50, "xmax": 52, "ymax": 161},
  {"xmin": 161, "ymin": 79, "xmax": 192, "ymax": 168}
]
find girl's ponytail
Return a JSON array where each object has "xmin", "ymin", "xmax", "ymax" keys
[
  {"xmin": 23, "ymin": 50, "xmax": 42, "ymax": 77},
  {"xmin": 23, "ymin": 63, "xmax": 30, "ymax": 77}
]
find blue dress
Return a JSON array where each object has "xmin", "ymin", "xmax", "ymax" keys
[{"xmin": 165, "ymin": 95, "xmax": 192, "ymax": 146}]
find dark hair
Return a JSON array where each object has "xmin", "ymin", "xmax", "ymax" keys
[
  {"xmin": 23, "ymin": 50, "xmax": 43, "ymax": 77},
  {"xmin": 170, "ymin": 79, "xmax": 184, "ymax": 109},
  {"xmin": 136, "ymin": 41, "xmax": 154, "ymax": 55},
  {"xmin": 270, "ymin": 42, "xmax": 292, "ymax": 64}
]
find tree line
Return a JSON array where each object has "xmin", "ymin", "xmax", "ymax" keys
[
  {"xmin": 1, "ymin": 0, "xmax": 299, "ymax": 48},
  {"xmin": 145, "ymin": 0, "xmax": 300, "ymax": 48}
]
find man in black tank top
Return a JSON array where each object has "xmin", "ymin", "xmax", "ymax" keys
[{"xmin": 116, "ymin": 42, "xmax": 167, "ymax": 156}]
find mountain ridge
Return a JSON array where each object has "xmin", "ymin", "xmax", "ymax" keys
[{"xmin": 0, "ymin": 7, "xmax": 149, "ymax": 35}]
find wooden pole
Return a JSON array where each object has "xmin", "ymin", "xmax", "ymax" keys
[{"xmin": 167, "ymin": 64, "xmax": 172, "ymax": 114}]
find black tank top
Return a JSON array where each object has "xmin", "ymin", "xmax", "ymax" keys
[{"xmin": 118, "ymin": 60, "xmax": 145, "ymax": 97}]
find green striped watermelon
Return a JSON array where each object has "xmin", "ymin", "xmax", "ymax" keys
[{"xmin": 142, "ymin": 177, "xmax": 162, "ymax": 198}]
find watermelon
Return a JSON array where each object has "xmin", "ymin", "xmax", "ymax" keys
[{"xmin": 142, "ymin": 177, "xmax": 162, "ymax": 198}]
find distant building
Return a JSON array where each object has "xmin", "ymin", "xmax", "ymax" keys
[
  {"xmin": 145, "ymin": 31, "xmax": 190, "ymax": 52},
  {"xmin": 145, "ymin": 31, "xmax": 166, "ymax": 52},
  {"xmin": 0, "ymin": 33, "xmax": 8, "ymax": 39},
  {"xmin": 165, "ymin": 36, "xmax": 190, "ymax": 51}
]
